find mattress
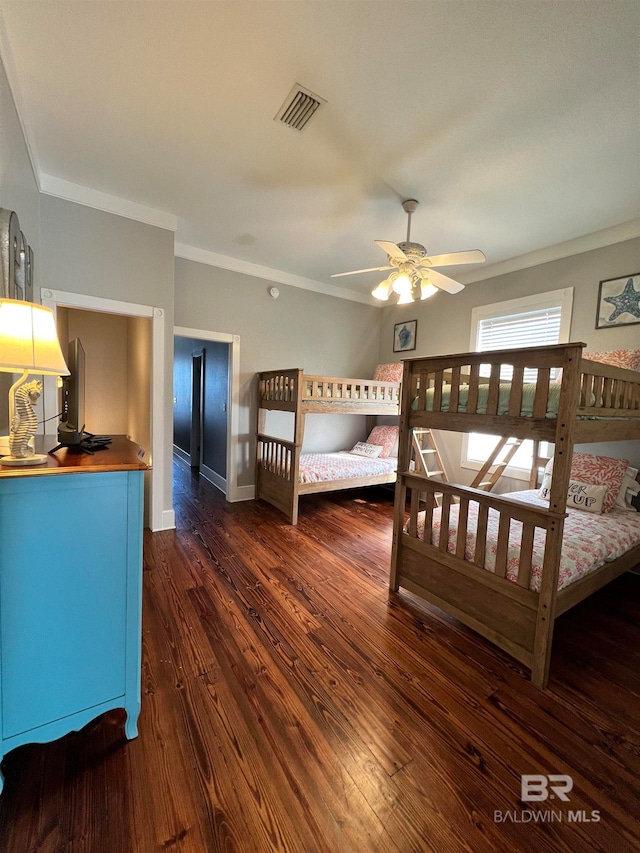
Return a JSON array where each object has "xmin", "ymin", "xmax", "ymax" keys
[
  {"xmin": 416, "ymin": 383, "xmax": 561, "ymax": 418},
  {"xmin": 299, "ymin": 452, "xmax": 397, "ymax": 484},
  {"xmin": 411, "ymin": 489, "xmax": 640, "ymax": 592}
]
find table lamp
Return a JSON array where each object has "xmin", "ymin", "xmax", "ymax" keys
[{"xmin": 0, "ymin": 299, "xmax": 69, "ymax": 466}]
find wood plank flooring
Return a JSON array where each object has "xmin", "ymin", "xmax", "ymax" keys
[{"xmin": 1, "ymin": 460, "xmax": 639, "ymax": 852}]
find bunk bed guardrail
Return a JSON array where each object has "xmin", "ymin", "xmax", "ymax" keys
[{"xmin": 259, "ymin": 368, "xmax": 401, "ymax": 411}]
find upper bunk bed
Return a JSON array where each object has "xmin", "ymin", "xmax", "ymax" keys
[
  {"xmin": 402, "ymin": 341, "xmax": 640, "ymax": 444},
  {"xmin": 256, "ymin": 365, "xmax": 402, "ymax": 525},
  {"xmin": 390, "ymin": 342, "xmax": 640, "ymax": 688},
  {"xmin": 258, "ymin": 368, "xmax": 401, "ymax": 415}
]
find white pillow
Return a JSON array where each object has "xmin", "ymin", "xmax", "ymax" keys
[
  {"xmin": 539, "ymin": 475, "xmax": 608, "ymax": 513},
  {"xmin": 350, "ymin": 441, "xmax": 383, "ymax": 458},
  {"xmin": 614, "ymin": 466, "xmax": 639, "ymax": 511},
  {"xmin": 566, "ymin": 481, "xmax": 609, "ymax": 513}
]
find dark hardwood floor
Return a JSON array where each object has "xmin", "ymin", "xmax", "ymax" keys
[{"xmin": 1, "ymin": 460, "xmax": 639, "ymax": 852}]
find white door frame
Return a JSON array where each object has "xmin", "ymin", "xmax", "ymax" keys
[
  {"xmin": 174, "ymin": 326, "xmax": 241, "ymax": 502},
  {"xmin": 40, "ymin": 287, "xmax": 167, "ymax": 532}
]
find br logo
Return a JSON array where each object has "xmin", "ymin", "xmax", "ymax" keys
[{"xmin": 521, "ymin": 775, "xmax": 573, "ymax": 802}]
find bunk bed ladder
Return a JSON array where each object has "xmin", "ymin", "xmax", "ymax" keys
[
  {"xmin": 412, "ymin": 428, "xmax": 448, "ymax": 505},
  {"xmin": 470, "ymin": 436, "xmax": 524, "ymax": 492}
]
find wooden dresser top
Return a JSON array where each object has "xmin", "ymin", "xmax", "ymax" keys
[{"xmin": 0, "ymin": 435, "xmax": 149, "ymax": 479}]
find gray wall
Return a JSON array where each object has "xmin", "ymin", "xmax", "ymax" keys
[
  {"xmin": 0, "ymin": 56, "xmax": 38, "ymax": 252},
  {"xmin": 0, "ymin": 53, "xmax": 40, "ymax": 428},
  {"xmin": 38, "ymin": 196, "xmax": 176, "ymax": 515},
  {"xmin": 379, "ymin": 237, "xmax": 640, "ymax": 362},
  {"xmin": 379, "ymin": 236, "xmax": 640, "ymax": 485},
  {"xmin": 174, "ymin": 258, "xmax": 383, "ymax": 487}
]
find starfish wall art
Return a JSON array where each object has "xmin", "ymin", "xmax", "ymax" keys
[{"xmin": 596, "ymin": 273, "xmax": 640, "ymax": 328}]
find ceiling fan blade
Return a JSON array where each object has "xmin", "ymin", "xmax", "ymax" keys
[
  {"xmin": 330, "ymin": 265, "xmax": 392, "ymax": 278},
  {"xmin": 419, "ymin": 249, "xmax": 486, "ymax": 268},
  {"xmin": 422, "ymin": 268, "xmax": 465, "ymax": 294},
  {"xmin": 374, "ymin": 240, "xmax": 408, "ymax": 261}
]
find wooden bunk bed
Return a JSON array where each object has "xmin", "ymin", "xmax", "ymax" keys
[
  {"xmin": 390, "ymin": 342, "xmax": 640, "ymax": 688},
  {"xmin": 256, "ymin": 368, "xmax": 401, "ymax": 525}
]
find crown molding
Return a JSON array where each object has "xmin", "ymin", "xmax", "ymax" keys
[
  {"xmin": 458, "ymin": 219, "xmax": 640, "ymax": 285},
  {"xmin": 175, "ymin": 242, "xmax": 376, "ymax": 306},
  {"xmin": 39, "ymin": 174, "xmax": 177, "ymax": 231}
]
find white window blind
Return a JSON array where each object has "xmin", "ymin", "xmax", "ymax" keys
[
  {"xmin": 476, "ymin": 305, "xmax": 563, "ymax": 382},
  {"xmin": 476, "ymin": 304, "xmax": 562, "ymax": 350},
  {"xmin": 464, "ymin": 288, "xmax": 573, "ymax": 476}
]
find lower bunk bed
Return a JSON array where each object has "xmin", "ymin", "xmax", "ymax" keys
[
  {"xmin": 394, "ymin": 475, "xmax": 640, "ymax": 688},
  {"xmin": 256, "ymin": 439, "xmax": 397, "ymax": 525}
]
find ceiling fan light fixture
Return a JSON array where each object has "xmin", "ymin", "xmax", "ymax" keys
[
  {"xmin": 331, "ymin": 198, "xmax": 484, "ymax": 299},
  {"xmin": 371, "ymin": 280, "xmax": 391, "ymax": 301},
  {"xmin": 420, "ymin": 282, "xmax": 438, "ymax": 300},
  {"xmin": 391, "ymin": 272, "xmax": 412, "ymax": 295}
]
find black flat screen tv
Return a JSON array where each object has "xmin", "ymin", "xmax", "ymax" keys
[{"xmin": 57, "ymin": 337, "xmax": 86, "ymax": 446}]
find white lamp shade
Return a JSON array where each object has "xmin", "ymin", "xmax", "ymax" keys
[
  {"xmin": 0, "ymin": 299, "xmax": 69, "ymax": 376},
  {"xmin": 391, "ymin": 273, "xmax": 412, "ymax": 295},
  {"xmin": 371, "ymin": 280, "xmax": 391, "ymax": 301},
  {"xmin": 420, "ymin": 282, "xmax": 438, "ymax": 300}
]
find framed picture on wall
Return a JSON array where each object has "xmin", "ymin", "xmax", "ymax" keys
[
  {"xmin": 596, "ymin": 272, "xmax": 640, "ymax": 329},
  {"xmin": 393, "ymin": 319, "xmax": 417, "ymax": 353}
]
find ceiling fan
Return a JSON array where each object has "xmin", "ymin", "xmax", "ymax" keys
[{"xmin": 331, "ymin": 199, "xmax": 486, "ymax": 303}]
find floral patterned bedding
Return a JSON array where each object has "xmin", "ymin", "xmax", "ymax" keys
[
  {"xmin": 299, "ymin": 452, "xmax": 397, "ymax": 484},
  {"xmin": 412, "ymin": 489, "xmax": 640, "ymax": 592}
]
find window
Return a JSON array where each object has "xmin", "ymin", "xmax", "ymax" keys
[{"xmin": 463, "ymin": 288, "xmax": 574, "ymax": 477}]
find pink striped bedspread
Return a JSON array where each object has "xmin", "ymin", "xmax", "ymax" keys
[
  {"xmin": 299, "ymin": 452, "xmax": 397, "ymax": 484},
  {"xmin": 412, "ymin": 489, "xmax": 640, "ymax": 592}
]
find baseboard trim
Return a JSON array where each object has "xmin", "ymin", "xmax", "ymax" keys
[
  {"xmin": 229, "ymin": 484, "xmax": 255, "ymax": 502},
  {"xmin": 173, "ymin": 445, "xmax": 191, "ymax": 465},
  {"xmin": 150, "ymin": 508, "xmax": 176, "ymax": 532},
  {"xmin": 200, "ymin": 464, "xmax": 227, "ymax": 495}
]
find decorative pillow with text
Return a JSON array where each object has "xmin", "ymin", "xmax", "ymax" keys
[
  {"xmin": 349, "ymin": 442, "xmax": 384, "ymax": 458},
  {"xmin": 544, "ymin": 453, "xmax": 629, "ymax": 513},
  {"xmin": 539, "ymin": 475, "xmax": 608, "ymax": 513}
]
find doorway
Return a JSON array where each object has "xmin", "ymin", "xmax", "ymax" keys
[
  {"xmin": 190, "ymin": 350, "xmax": 204, "ymax": 469},
  {"xmin": 173, "ymin": 327, "xmax": 239, "ymax": 500},
  {"xmin": 41, "ymin": 288, "xmax": 169, "ymax": 532}
]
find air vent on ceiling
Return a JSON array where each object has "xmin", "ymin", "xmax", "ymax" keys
[{"xmin": 275, "ymin": 84, "xmax": 326, "ymax": 131}]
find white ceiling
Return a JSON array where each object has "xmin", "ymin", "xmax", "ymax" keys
[{"xmin": 1, "ymin": 1, "xmax": 639, "ymax": 303}]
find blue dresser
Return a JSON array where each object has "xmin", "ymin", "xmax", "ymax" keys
[{"xmin": 0, "ymin": 436, "xmax": 146, "ymax": 792}]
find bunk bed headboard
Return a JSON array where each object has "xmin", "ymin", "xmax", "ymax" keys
[{"xmin": 259, "ymin": 368, "xmax": 303, "ymax": 412}]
